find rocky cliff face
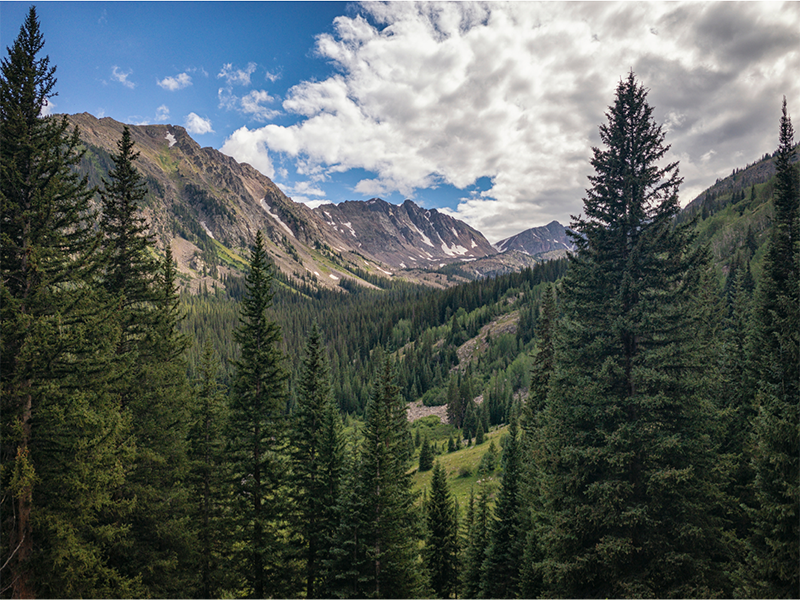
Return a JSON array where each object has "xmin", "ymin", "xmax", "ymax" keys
[
  {"xmin": 314, "ymin": 198, "xmax": 497, "ymax": 268},
  {"xmin": 494, "ymin": 220, "xmax": 575, "ymax": 258}
]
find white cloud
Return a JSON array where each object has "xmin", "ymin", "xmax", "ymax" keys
[
  {"xmin": 40, "ymin": 98, "xmax": 55, "ymax": 117},
  {"xmin": 217, "ymin": 62, "xmax": 257, "ymax": 86},
  {"xmin": 241, "ymin": 90, "xmax": 280, "ymax": 121},
  {"xmin": 220, "ymin": 1, "xmax": 800, "ymax": 241},
  {"xmin": 184, "ymin": 113, "xmax": 214, "ymax": 135},
  {"xmin": 158, "ymin": 72, "xmax": 192, "ymax": 91},
  {"xmin": 111, "ymin": 66, "xmax": 135, "ymax": 89},
  {"xmin": 156, "ymin": 105, "xmax": 170, "ymax": 121},
  {"xmin": 220, "ymin": 126, "xmax": 275, "ymax": 176}
]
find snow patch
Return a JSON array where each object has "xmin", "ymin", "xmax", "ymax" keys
[
  {"xmin": 329, "ymin": 274, "xmax": 339, "ymax": 280},
  {"xmin": 259, "ymin": 199, "xmax": 294, "ymax": 237},
  {"xmin": 200, "ymin": 221, "xmax": 214, "ymax": 239},
  {"xmin": 400, "ymin": 262, "xmax": 407, "ymax": 268},
  {"xmin": 471, "ymin": 239, "xmax": 477, "ymax": 248},
  {"xmin": 411, "ymin": 223, "xmax": 435, "ymax": 247},
  {"xmin": 165, "ymin": 132, "xmax": 177, "ymax": 147},
  {"xmin": 451, "ymin": 227, "xmax": 459, "ymax": 239},
  {"xmin": 441, "ymin": 242, "xmax": 468, "ymax": 257},
  {"xmin": 343, "ymin": 221, "xmax": 356, "ymax": 237}
]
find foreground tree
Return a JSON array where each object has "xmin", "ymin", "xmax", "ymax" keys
[
  {"xmin": 424, "ymin": 461, "xmax": 459, "ymax": 598},
  {"xmin": 228, "ymin": 230, "xmax": 290, "ymax": 598},
  {"xmin": 746, "ymin": 98, "xmax": 800, "ymax": 598},
  {"xmin": 290, "ymin": 323, "xmax": 346, "ymax": 598},
  {"xmin": 0, "ymin": 8, "xmax": 133, "ymax": 596},
  {"xmin": 481, "ymin": 419, "xmax": 524, "ymax": 598},
  {"xmin": 188, "ymin": 339, "xmax": 233, "ymax": 598},
  {"xmin": 534, "ymin": 72, "xmax": 732, "ymax": 597},
  {"xmin": 329, "ymin": 353, "xmax": 423, "ymax": 598}
]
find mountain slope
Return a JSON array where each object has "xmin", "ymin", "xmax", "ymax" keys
[
  {"xmin": 494, "ymin": 220, "xmax": 575, "ymax": 258},
  {"xmin": 314, "ymin": 198, "xmax": 497, "ymax": 268}
]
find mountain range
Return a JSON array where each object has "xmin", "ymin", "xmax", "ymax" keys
[
  {"xmin": 69, "ymin": 112, "xmax": 790, "ymax": 294},
  {"xmin": 69, "ymin": 113, "xmax": 576, "ymax": 292}
]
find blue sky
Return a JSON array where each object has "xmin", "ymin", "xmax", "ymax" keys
[{"xmin": 2, "ymin": 2, "xmax": 799, "ymax": 242}]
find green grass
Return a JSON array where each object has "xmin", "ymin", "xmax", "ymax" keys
[{"xmin": 411, "ymin": 424, "xmax": 507, "ymax": 509}]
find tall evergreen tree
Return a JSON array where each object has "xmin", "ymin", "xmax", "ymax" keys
[
  {"xmin": 101, "ymin": 140, "xmax": 194, "ymax": 597},
  {"xmin": 188, "ymin": 339, "xmax": 233, "ymax": 598},
  {"xmin": 535, "ymin": 72, "xmax": 731, "ymax": 597},
  {"xmin": 329, "ymin": 353, "xmax": 423, "ymax": 598},
  {"xmin": 461, "ymin": 480, "xmax": 492, "ymax": 599},
  {"xmin": 424, "ymin": 461, "xmax": 459, "ymax": 599},
  {"xmin": 290, "ymin": 323, "xmax": 345, "ymax": 599},
  {"xmin": 481, "ymin": 418, "xmax": 524, "ymax": 598},
  {"xmin": 0, "ymin": 8, "xmax": 133, "ymax": 596},
  {"xmin": 228, "ymin": 230, "xmax": 290, "ymax": 598},
  {"xmin": 746, "ymin": 98, "xmax": 800, "ymax": 598}
]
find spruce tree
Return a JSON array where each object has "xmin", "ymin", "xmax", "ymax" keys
[
  {"xmin": 188, "ymin": 339, "xmax": 232, "ymax": 598},
  {"xmin": 747, "ymin": 98, "xmax": 800, "ymax": 598},
  {"xmin": 424, "ymin": 461, "xmax": 459, "ymax": 599},
  {"xmin": 228, "ymin": 230, "xmax": 290, "ymax": 598},
  {"xmin": 535, "ymin": 72, "xmax": 731, "ymax": 597},
  {"xmin": 290, "ymin": 323, "xmax": 345, "ymax": 599},
  {"xmin": 329, "ymin": 353, "xmax": 423, "ymax": 598},
  {"xmin": 461, "ymin": 480, "xmax": 492, "ymax": 599},
  {"xmin": 481, "ymin": 418, "xmax": 523, "ymax": 598},
  {"xmin": 102, "ymin": 159, "xmax": 194, "ymax": 597},
  {"xmin": 0, "ymin": 8, "xmax": 133, "ymax": 596},
  {"xmin": 418, "ymin": 435, "xmax": 434, "ymax": 472}
]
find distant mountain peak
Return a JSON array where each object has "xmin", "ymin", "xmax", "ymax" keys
[{"xmin": 494, "ymin": 221, "xmax": 575, "ymax": 256}]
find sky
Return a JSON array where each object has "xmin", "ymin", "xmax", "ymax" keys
[{"xmin": 2, "ymin": 2, "xmax": 799, "ymax": 242}]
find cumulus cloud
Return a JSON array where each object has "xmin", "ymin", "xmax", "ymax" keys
[
  {"xmin": 241, "ymin": 90, "xmax": 281, "ymax": 121},
  {"xmin": 156, "ymin": 104, "xmax": 170, "ymax": 121},
  {"xmin": 220, "ymin": 1, "xmax": 800, "ymax": 241},
  {"xmin": 218, "ymin": 62, "xmax": 257, "ymax": 86},
  {"xmin": 158, "ymin": 72, "xmax": 192, "ymax": 91},
  {"xmin": 220, "ymin": 126, "xmax": 275, "ymax": 176},
  {"xmin": 286, "ymin": 180, "xmax": 329, "ymax": 208},
  {"xmin": 111, "ymin": 66, "xmax": 135, "ymax": 89},
  {"xmin": 184, "ymin": 113, "xmax": 214, "ymax": 135}
]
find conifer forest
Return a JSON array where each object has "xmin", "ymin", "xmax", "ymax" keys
[{"xmin": 1, "ymin": 8, "xmax": 798, "ymax": 599}]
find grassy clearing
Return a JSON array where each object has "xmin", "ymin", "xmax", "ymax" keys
[{"xmin": 411, "ymin": 422, "xmax": 508, "ymax": 508}]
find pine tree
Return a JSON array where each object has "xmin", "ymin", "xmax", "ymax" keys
[
  {"xmin": 535, "ymin": 72, "xmax": 732, "ymax": 597},
  {"xmin": 519, "ymin": 283, "xmax": 557, "ymax": 597},
  {"xmin": 329, "ymin": 353, "xmax": 423, "ymax": 598},
  {"xmin": 481, "ymin": 418, "xmax": 523, "ymax": 598},
  {"xmin": 419, "ymin": 435, "xmax": 434, "ymax": 472},
  {"xmin": 228, "ymin": 230, "xmax": 290, "ymax": 598},
  {"xmin": 290, "ymin": 323, "xmax": 345, "ymax": 599},
  {"xmin": 424, "ymin": 461, "xmax": 459, "ymax": 598},
  {"xmin": 746, "ymin": 98, "xmax": 800, "ymax": 598},
  {"xmin": 99, "ymin": 125, "xmax": 157, "ymax": 314},
  {"xmin": 188, "ymin": 339, "xmax": 232, "ymax": 598},
  {"xmin": 0, "ymin": 8, "xmax": 133, "ymax": 596},
  {"xmin": 461, "ymin": 480, "xmax": 492, "ymax": 598},
  {"xmin": 110, "ymin": 246, "xmax": 198, "ymax": 597}
]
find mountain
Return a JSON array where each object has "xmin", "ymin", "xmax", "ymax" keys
[
  {"xmin": 68, "ymin": 113, "xmax": 559, "ymax": 293},
  {"xmin": 313, "ymin": 198, "xmax": 496, "ymax": 269},
  {"xmin": 494, "ymin": 220, "xmax": 575, "ymax": 258}
]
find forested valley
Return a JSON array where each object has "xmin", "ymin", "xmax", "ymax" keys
[{"xmin": 2, "ymin": 8, "xmax": 798, "ymax": 599}]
